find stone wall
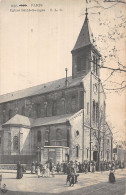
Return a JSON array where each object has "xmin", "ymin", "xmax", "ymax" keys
[
  {"xmin": 0, "ymin": 86, "xmax": 83, "ymax": 125},
  {"xmin": 31, "ymin": 123, "xmax": 70, "ymax": 154}
]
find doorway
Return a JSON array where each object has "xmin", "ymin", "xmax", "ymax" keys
[
  {"xmin": 48, "ymin": 151, "xmax": 56, "ymax": 164},
  {"xmin": 93, "ymin": 151, "xmax": 98, "ymax": 162}
]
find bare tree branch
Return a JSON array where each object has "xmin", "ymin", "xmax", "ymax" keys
[
  {"xmin": 104, "ymin": 85, "xmax": 126, "ymax": 90},
  {"xmin": 104, "ymin": 0, "xmax": 126, "ymax": 4},
  {"xmin": 99, "ymin": 65, "xmax": 126, "ymax": 72}
]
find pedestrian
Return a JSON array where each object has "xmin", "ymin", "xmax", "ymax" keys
[
  {"xmin": 109, "ymin": 169, "xmax": 116, "ymax": 183},
  {"xmin": 35, "ymin": 161, "xmax": 38, "ymax": 173},
  {"xmin": 45, "ymin": 164, "xmax": 50, "ymax": 177},
  {"xmin": 31, "ymin": 161, "xmax": 35, "ymax": 174},
  {"xmin": 37, "ymin": 164, "xmax": 41, "ymax": 178},
  {"xmin": 56, "ymin": 162, "xmax": 60, "ymax": 173},
  {"xmin": 51, "ymin": 166, "xmax": 55, "ymax": 177},
  {"xmin": 16, "ymin": 161, "xmax": 23, "ymax": 179}
]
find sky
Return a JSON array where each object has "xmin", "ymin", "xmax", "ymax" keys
[{"xmin": 0, "ymin": 0, "xmax": 126, "ymax": 144}]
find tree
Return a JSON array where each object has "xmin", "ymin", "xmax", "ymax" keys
[{"xmin": 84, "ymin": 0, "xmax": 126, "ymax": 92}]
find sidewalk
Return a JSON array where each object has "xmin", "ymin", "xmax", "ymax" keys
[{"xmin": 0, "ymin": 168, "xmax": 125, "ymax": 194}]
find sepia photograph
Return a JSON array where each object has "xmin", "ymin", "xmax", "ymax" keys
[{"xmin": 0, "ymin": 0, "xmax": 126, "ymax": 194}]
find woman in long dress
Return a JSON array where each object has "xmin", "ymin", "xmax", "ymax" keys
[
  {"xmin": 31, "ymin": 161, "xmax": 35, "ymax": 174},
  {"xmin": 46, "ymin": 164, "xmax": 50, "ymax": 177},
  {"xmin": 37, "ymin": 164, "xmax": 41, "ymax": 178}
]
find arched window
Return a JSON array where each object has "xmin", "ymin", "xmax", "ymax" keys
[
  {"xmin": 13, "ymin": 136, "xmax": 18, "ymax": 151},
  {"xmin": 37, "ymin": 131, "xmax": 41, "ymax": 142},
  {"xmin": 56, "ymin": 129, "xmax": 62, "ymax": 140}
]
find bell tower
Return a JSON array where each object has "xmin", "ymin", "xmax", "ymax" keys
[{"xmin": 71, "ymin": 9, "xmax": 101, "ymax": 79}]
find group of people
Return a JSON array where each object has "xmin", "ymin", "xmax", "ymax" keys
[
  {"xmin": 16, "ymin": 159, "xmax": 124, "ymax": 184},
  {"xmin": 31, "ymin": 160, "xmax": 55, "ymax": 178}
]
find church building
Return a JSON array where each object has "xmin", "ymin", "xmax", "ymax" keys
[{"xmin": 0, "ymin": 10, "xmax": 113, "ymax": 165}]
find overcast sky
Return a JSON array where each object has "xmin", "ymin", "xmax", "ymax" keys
[{"xmin": 0, "ymin": 0, "xmax": 125, "ymax": 143}]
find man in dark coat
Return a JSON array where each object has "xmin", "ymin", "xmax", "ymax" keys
[{"xmin": 16, "ymin": 161, "xmax": 23, "ymax": 179}]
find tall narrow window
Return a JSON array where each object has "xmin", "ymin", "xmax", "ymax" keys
[
  {"xmin": 67, "ymin": 129, "xmax": 69, "ymax": 147},
  {"xmin": 37, "ymin": 131, "xmax": 41, "ymax": 142},
  {"xmin": 107, "ymin": 151, "xmax": 109, "ymax": 162},
  {"xmin": 44, "ymin": 102, "xmax": 47, "ymax": 117},
  {"xmin": 22, "ymin": 106, "xmax": 25, "ymax": 116},
  {"xmin": 36, "ymin": 104, "xmax": 41, "ymax": 118},
  {"xmin": 96, "ymin": 102, "xmax": 99, "ymax": 123},
  {"xmin": 13, "ymin": 136, "xmax": 18, "ymax": 151},
  {"xmin": 2, "ymin": 111, "xmax": 5, "ymax": 123},
  {"xmin": 71, "ymin": 95, "xmax": 76, "ymax": 112},
  {"xmin": 45, "ymin": 130, "xmax": 49, "ymax": 146},
  {"xmin": 77, "ymin": 57, "xmax": 81, "ymax": 72},
  {"xmin": 61, "ymin": 99, "xmax": 65, "ymax": 114},
  {"xmin": 93, "ymin": 100, "xmax": 96, "ymax": 122},
  {"xmin": 87, "ymin": 148, "xmax": 89, "ymax": 158},
  {"xmin": 76, "ymin": 146, "xmax": 79, "ymax": 158},
  {"xmin": 52, "ymin": 101, "xmax": 57, "ymax": 116},
  {"xmin": 9, "ymin": 109, "xmax": 12, "ymax": 119},
  {"xmin": 93, "ymin": 56, "xmax": 95, "ymax": 72}
]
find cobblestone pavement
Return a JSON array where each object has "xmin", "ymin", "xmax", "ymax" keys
[{"xmin": 0, "ymin": 168, "xmax": 125, "ymax": 195}]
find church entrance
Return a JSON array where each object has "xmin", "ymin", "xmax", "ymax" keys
[
  {"xmin": 93, "ymin": 151, "xmax": 98, "ymax": 162},
  {"xmin": 48, "ymin": 150, "xmax": 56, "ymax": 164}
]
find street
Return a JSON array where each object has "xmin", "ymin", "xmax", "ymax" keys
[{"xmin": 0, "ymin": 169, "xmax": 125, "ymax": 195}]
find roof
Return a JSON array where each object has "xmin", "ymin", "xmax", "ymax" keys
[
  {"xmin": 0, "ymin": 76, "xmax": 84, "ymax": 104},
  {"xmin": 2, "ymin": 114, "xmax": 34, "ymax": 128},
  {"xmin": 72, "ymin": 14, "xmax": 94, "ymax": 52},
  {"xmin": 2, "ymin": 113, "xmax": 73, "ymax": 128},
  {"xmin": 33, "ymin": 113, "xmax": 73, "ymax": 127},
  {"xmin": 2, "ymin": 110, "xmax": 83, "ymax": 128}
]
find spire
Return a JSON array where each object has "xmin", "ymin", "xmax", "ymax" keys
[
  {"xmin": 85, "ymin": 8, "xmax": 88, "ymax": 20},
  {"xmin": 72, "ymin": 8, "xmax": 94, "ymax": 52}
]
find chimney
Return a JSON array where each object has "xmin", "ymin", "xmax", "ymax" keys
[{"xmin": 65, "ymin": 68, "xmax": 68, "ymax": 87}]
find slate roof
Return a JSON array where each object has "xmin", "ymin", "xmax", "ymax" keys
[
  {"xmin": 0, "ymin": 76, "xmax": 84, "ymax": 104},
  {"xmin": 2, "ymin": 112, "xmax": 80, "ymax": 128},
  {"xmin": 2, "ymin": 114, "xmax": 34, "ymax": 128},
  {"xmin": 72, "ymin": 14, "xmax": 94, "ymax": 52},
  {"xmin": 33, "ymin": 113, "xmax": 73, "ymax": 127}
]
